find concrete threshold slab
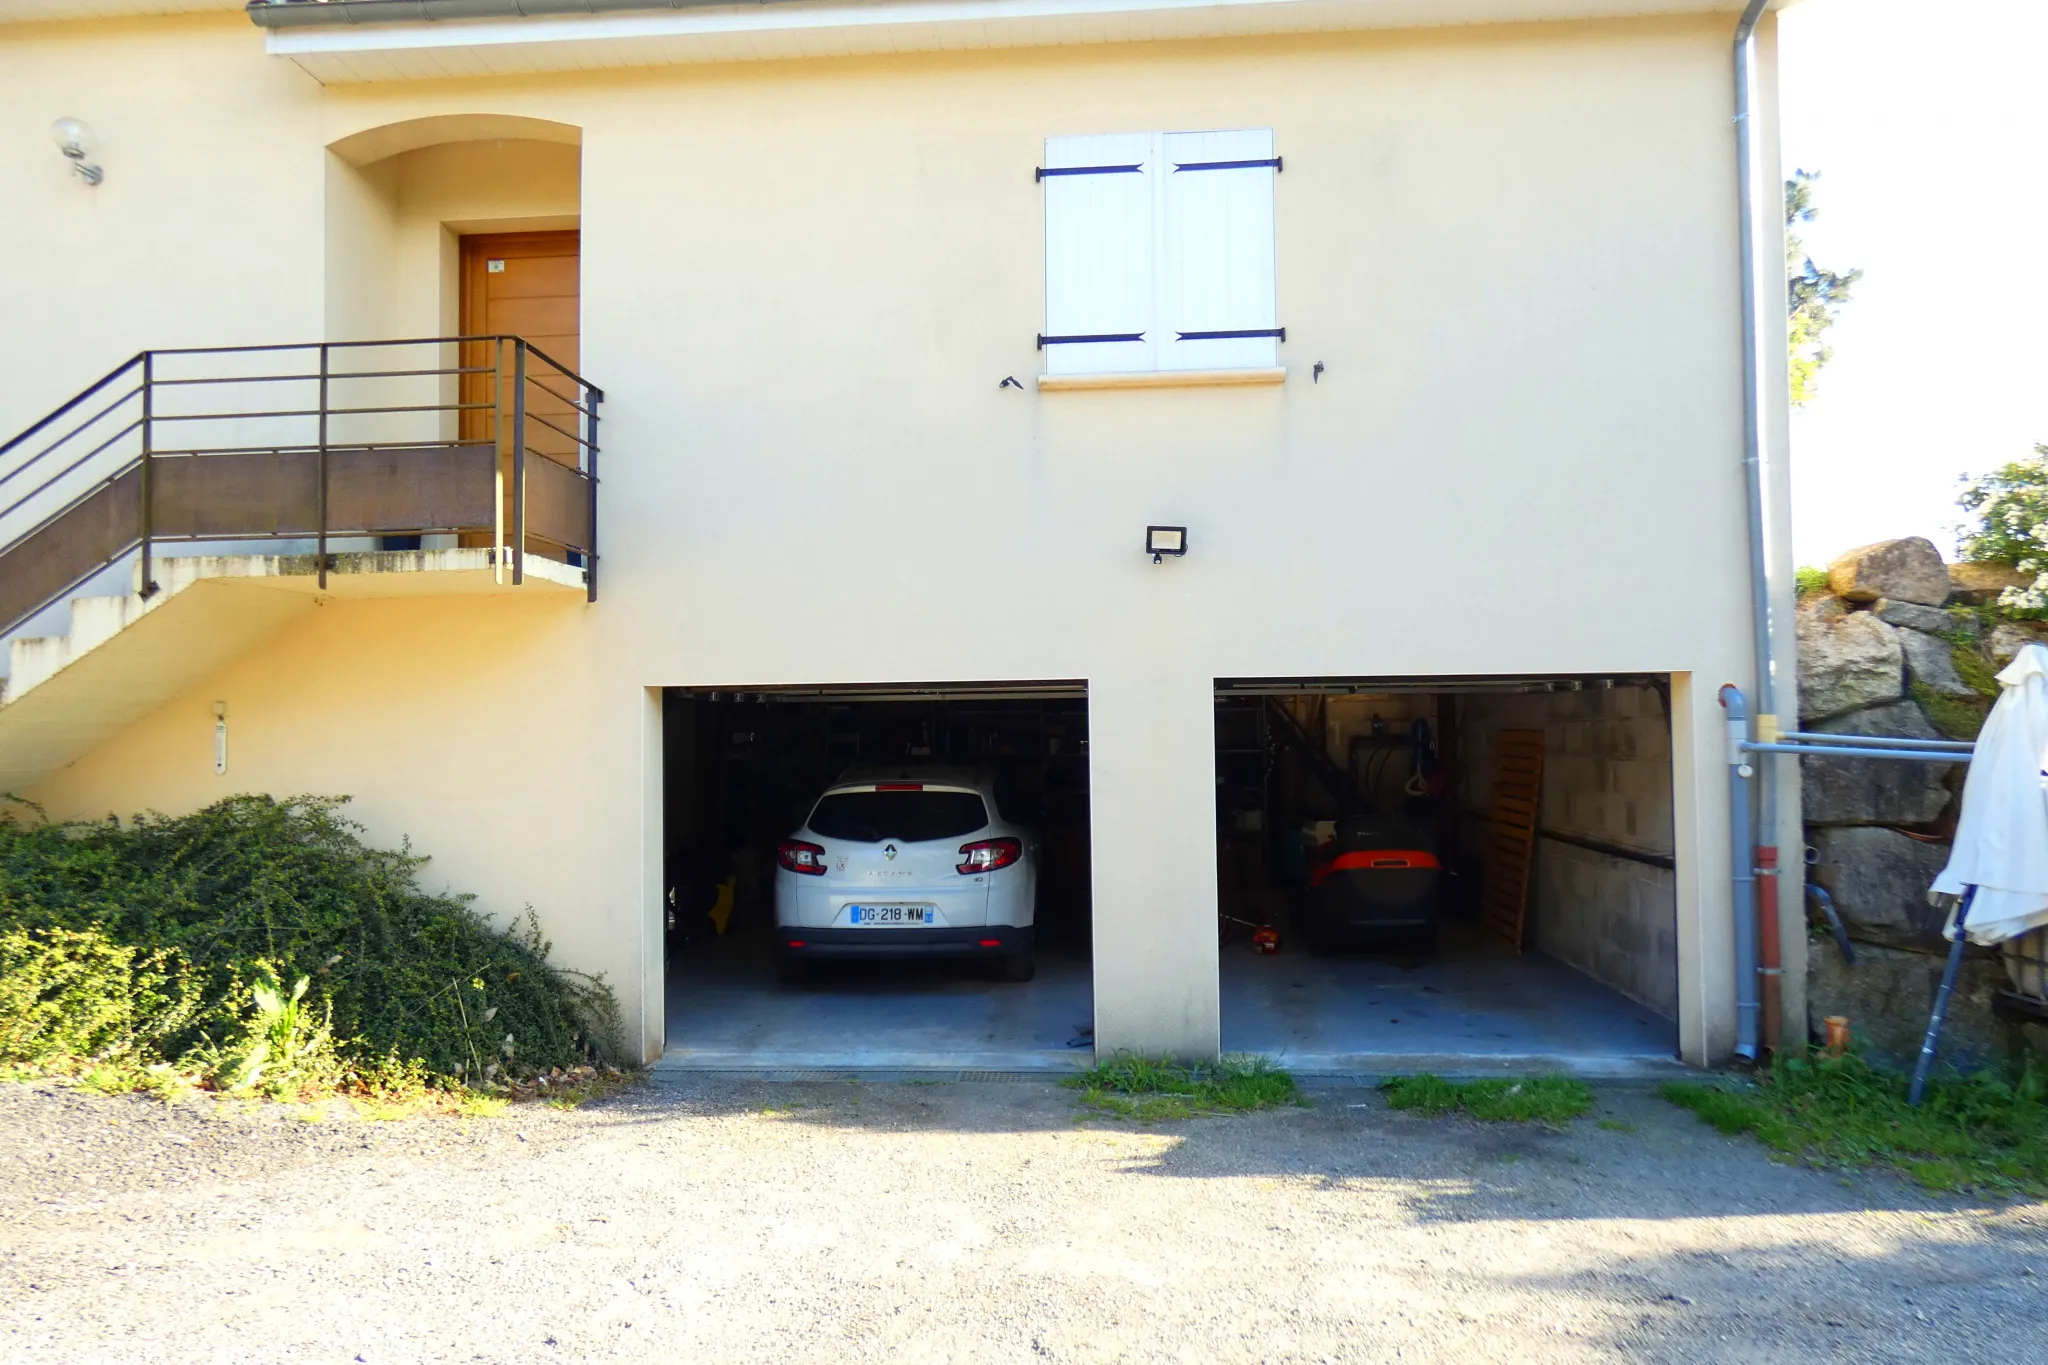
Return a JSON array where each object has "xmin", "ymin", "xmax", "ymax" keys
[
  {"xmin": 654, "ymin": 1047, "xmax": 1090, "ymax": 1074},
  {"xmin": 653, "ymin": 1047, "xmax": 1685, "ymax": 1081},
  {"xmin": 1262, "ymin": 1050, "xmax": 1691, "ymax": 1080}
]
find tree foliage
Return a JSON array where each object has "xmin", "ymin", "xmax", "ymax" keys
[
  {"xmin": 1958, "ymin": 446, "xmax": 2048, "ymax": 617},
  {"xmin": 1787, "ymin": 169, "xmax": 1862, "ymax": 407}
]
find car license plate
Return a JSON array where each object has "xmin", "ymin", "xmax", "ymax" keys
[{"xmin": 847, "ymin": 905, "xmax": 935, "ymax": 926}]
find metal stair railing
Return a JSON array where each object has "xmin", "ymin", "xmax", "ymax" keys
[{"xmin": 0, "ymin": 336, "xmax": 603, "ymax": 641}]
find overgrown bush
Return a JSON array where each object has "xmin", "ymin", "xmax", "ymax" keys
[
  {"xmin": 0, "ymin": 926, "xmax": 202, "ymax": 1067},
  {"xmin": 0, "ymin": 795, "xmax": 618, "ymax": 1094}
]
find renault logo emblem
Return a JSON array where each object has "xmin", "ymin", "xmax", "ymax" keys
[{"xmin": 884, "ymin": 844, "xmax": 898, "ymax": 860}]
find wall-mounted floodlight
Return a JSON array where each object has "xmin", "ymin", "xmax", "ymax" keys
[
  {"xmin": 1146, "ymin": 525, "xmax": 1188, "ymax": 565},
  {"xmin": 51, "ymin": 117, "xmax": 103, "ymax": 185}
]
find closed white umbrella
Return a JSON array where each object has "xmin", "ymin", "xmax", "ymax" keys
[
  {"xmin": 1910, "ymin": 642, "xmax": 2048, "ymax": 1103},
  {"xmin": 1932, "ymin": 642, "xmax": 2048, "ymax": 944}
]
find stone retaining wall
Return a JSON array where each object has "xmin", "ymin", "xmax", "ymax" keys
[{"xmin": 1798, "ymin": 537, "xmax": 2048, "ymax": 1070}]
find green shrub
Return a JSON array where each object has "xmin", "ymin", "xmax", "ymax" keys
[
  {"xmin": 0, "ymin": 925, "xmax": 202, "ymax": 1067},
  {"xmin": 1795, "ymin": 565, "xmax": 1832, "ymax": 598},
  {"xmin": 1957, "ymin": 447, "xmax": 2048, "ymax": 618},
  {"xmin": 0, "ymin": 795, "xmax": 619, "ymax": 1092}
]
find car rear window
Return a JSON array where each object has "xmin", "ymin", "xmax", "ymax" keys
[{"xmin": 807, "ymin": 790, "xmax": 989, "ymax": 843}]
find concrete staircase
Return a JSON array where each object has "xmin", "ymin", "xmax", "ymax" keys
[{"xmin": 0, "ymin": 548, "xmax": 583, "ymax": 793}]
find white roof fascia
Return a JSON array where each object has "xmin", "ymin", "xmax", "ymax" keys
[{"xmin": 256, "ymin": 0, "xmax": 1807, "ymax": 85}]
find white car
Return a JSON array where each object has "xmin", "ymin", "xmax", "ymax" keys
[{"xmin": 773, "ymin": 768, "xmax": 1039, "ymax": 983}]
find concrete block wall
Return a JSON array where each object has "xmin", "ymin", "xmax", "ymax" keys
[{"xmin": 1460, "ymin": 684, "xmax": 1679, "ymax": 1019}]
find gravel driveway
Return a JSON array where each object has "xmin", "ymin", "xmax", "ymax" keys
[{"xmin": 3, "ymin": 1074, "xmax": 2044, "ymax": 1363}]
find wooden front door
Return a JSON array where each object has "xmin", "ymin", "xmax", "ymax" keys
[{"xmin": 459, "ymin": 230, "xmax": 581, "ymax": 553}]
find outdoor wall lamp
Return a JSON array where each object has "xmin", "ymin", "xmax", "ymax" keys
[
  {"xmin": 1146, "ymin": 526, "xmax": 1188, "ymax": 564},
  {"xmin": 51, "ymin": 117, "xmax": 103, "ymax": 185}
]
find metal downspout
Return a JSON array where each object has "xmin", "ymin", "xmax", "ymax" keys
[
  {"xmin": 1720, "ymin": 685, "xmax": 1762, "ymax": 1061},
  {"xmin": 1732, "ymin": 0, "xmax": 1781, "ymax": 1058}
]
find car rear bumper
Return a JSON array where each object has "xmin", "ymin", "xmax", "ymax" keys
[{"xmin": 776, "ymin": 926, "xmax": 1029, "ymax": 958}]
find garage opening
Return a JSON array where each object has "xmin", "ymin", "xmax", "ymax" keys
[
  {"xmin": 1214, "ymin": 676, "xmax": 1680, "ymax": 1073},
  {"xmin": 662, "ymin": 682, "xmax": 1092, "ymax": 1070}
]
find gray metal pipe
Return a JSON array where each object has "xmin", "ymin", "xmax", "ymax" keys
[
  {"xmin": 1721, "ymin": 684, "xmax": 1762, "ymax": 1060},
  {"xmin": 1777, "ymin": 731, "xmax": 1976, "ymax": 752},
  {"xmin": 1745, "ymin": 742, "xmax": 1970, "ymax": 764},
  {"xmin": 1730, "ymin": 0, "xmax": 1783, "ymax": 1057},
  {"xmin": 1734, "ymin": 0, "xmax": 1775, "ymax": 748}
]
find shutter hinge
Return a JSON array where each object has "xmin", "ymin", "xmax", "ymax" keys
[
  {"xmin": 1176, "ymin": 328, "xmax": 1285, "ymax": 342},
  {"xmin": 1036, "ymin": 163, "xmax": 1143, "ymax": 182},
  {"xmin": 1172, "ymin": 157, "xmax": 1282, "ymax": 173},
  {"xmin": 1038, "ymin": 333, "xmax": 1145, "ymax": 349}
]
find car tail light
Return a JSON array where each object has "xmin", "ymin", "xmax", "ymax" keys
[
  {"xmin": 876, "ymin": 782, "xmax": 923, "ymax": 791},
  {"xmin": 978, "ymin": 939, "xmax": 1002, "ymax": 948},
  {"xmin": 786, "ymin": 940, "xmax": 807, "ymax": 949},
  {"xmin": 777, "ymin": 840, "xmax": 827, "ymax": 875},
  {"xmin": 957, "ymin": 837, "xmax": 1022, "ymax": 875}
]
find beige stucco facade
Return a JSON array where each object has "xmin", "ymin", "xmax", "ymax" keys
[{"xmin": 0, "ymin": 2, "xmax": 1804, "ymax": 1066}]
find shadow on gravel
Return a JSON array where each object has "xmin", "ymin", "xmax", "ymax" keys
[
  {"xmin": 578, "ymin": 1076, "xmax": 2011, "ymax": 1224},
  {"xmin": 1479, "ymin": 1223, "xmax": 2048, "ymax": 1365}
]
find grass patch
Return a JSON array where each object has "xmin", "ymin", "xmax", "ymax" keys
[
  {"xmin": 0, "ymin": 795, "xmax": 623, "ymax": 1108},
  {"xmin": 1660, "ymin": 1050, "xmax": 2048, "ymax": 1196},
  {"xmin": 1380, "ymin": 1073, "xmax": 1593, "ymax": 1123},
  {"xmin": 1597, "ymin": 1118, "xmax": 1636, "ymax": 1133},
  {"xmin": 1795, "ymin": 565, "xmax": 1832, "ymax": 598},
  {"xmin": 1066, "ymin": 1053, "xmax": 1302, "ymax": 1121}
]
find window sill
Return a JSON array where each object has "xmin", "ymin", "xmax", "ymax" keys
[{"xmin": 1036, "ymin": 367, "xmax": 1287, "ymax": 392}]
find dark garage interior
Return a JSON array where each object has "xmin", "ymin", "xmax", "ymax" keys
[
  {"xmin": 1214, "ymin": 676, "xmax": 1684, "ymax": 1073},
  {"xmin": 661, "ymin": 683, "xmax": 1095, "ymax": 1069}
]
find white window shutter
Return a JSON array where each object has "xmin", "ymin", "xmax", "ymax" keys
[
  {"xmin": 1159, "ymin": 129, "xmax": 1279, "ymax": 371},
  {"xmin": 1042, "ymin": 133, "xmax": 1154, "ymax": 376}
]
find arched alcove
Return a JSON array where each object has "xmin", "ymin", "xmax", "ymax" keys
[{"xmin": 327, "ymin": 113, "xmax": 581, "ymax": 168}]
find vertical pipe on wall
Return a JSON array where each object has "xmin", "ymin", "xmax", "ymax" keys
[
  {"xmin": 1732, "ymin": 0, "xmax": 1782, "ymax": 1052},
  {"xmin": 1719, "ymin": 684, "xmax": 1761, "ymax": 1061}
]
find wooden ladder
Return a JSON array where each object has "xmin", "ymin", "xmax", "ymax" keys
[{"xmin": 1480, "ymin": 729, "xmax": 1545, "ymax": 953}]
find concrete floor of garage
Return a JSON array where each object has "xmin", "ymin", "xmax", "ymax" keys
[
  {"xmin": 1221, "ymin": 927, "xmax": 1683, "ymax": 1077},
  {"xmin": 660, "ymin": 932, "xmax": 1097, "ymax": 1072},
  {"xmin": 661, "ymin": 924, "xmax": 1680, "ymax": 1077}
]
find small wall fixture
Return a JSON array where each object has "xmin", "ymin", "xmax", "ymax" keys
[
  {"xmin": 212, "ymin": 701, "xmax": 228, "ymax": 776},
  {"xmin": 1146, "ymin": 525, "xmax": 1188, "ymax": 564},
  {"xmin": 51, "ymin": 117, "xmax": 103, "ymax": 185}
]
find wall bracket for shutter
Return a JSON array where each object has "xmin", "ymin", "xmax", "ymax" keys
[
  {"xmin": 1038, "ymin": 332, "xmax": 1146, "ymax": 348},
  {"xmin": 1172, "ymin": 157, "xmax": 1282, "ymax": 173},
  {"xmin": 1035, "ymin": 163, "xmax": 1143, "ymax": 182},
  {"xmin": 1176, "ymin": 328, "xmax": 1285, "ymax": 342}
]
